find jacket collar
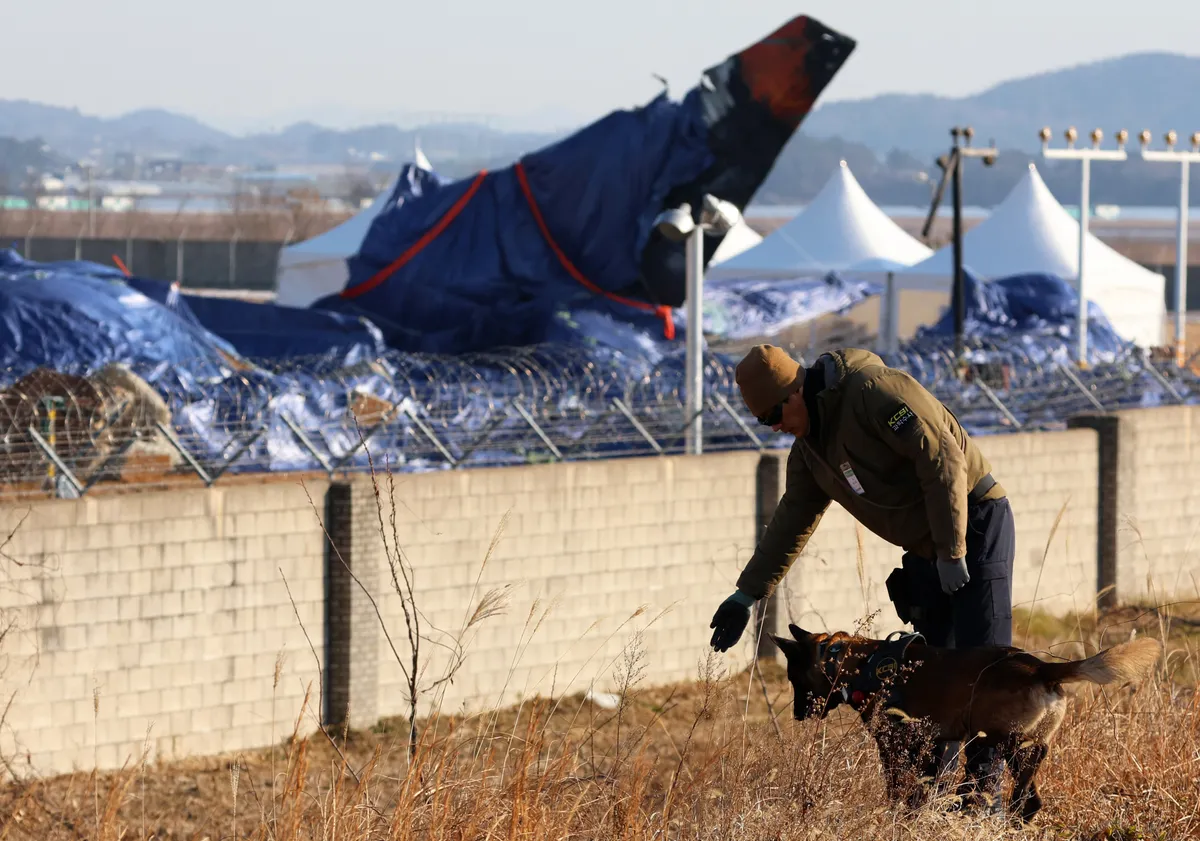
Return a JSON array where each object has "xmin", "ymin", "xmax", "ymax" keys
[
  {"xmin": 801, "ymin": 349, "xmax": 889, "ymax": 448},
  {"xmin": 802, "ymin": 361, "xmax": 826, "ymax": 442},
  {"xmin": 803, "ymin": 352, "xmax": 844, "ymax": 446}
]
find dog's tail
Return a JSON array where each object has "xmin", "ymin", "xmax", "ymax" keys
[{"xmin": 1036, "ymin": 637, "xmax": 1162, "ymax": 688}]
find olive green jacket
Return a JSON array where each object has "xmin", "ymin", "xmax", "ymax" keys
[{"xmin": 736, "ymin": 349, "xmax": 1005, "ymax": 600}]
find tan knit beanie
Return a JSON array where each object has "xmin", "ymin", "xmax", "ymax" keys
[{"xmin": 734, "ymin": 344, "xmax": 804, "ymax": 418}]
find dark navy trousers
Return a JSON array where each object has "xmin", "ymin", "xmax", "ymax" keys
[{"xmin": 901, "ymin": 496, "xmax": 1016, "ymax": 649}]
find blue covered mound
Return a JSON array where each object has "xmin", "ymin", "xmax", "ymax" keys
[
  {"xmin": 310, "ymin": 15, "xmax": 858, "ymax": 354},
  {"xmin": 0, "ymin": 250, "xmax": 239, "ymax": 383},
  {"xmin": 126, "ymin": 277, "xmax": 387, "ymax": 363},
  {"xmin": 911, "ymin": 270, "xmax": 1136, "ymax": 363},
  {"xmin": 698, "ymin": 273, "xmax": 880, "ymax": 341}
]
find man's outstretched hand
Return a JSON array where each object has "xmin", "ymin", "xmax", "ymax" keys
[{"xmin": 709, "ymin": 590, "xmax": 756, "ymax": 652}]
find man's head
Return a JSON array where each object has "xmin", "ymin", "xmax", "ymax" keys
[{"xmin": 735, "ymin": 344, "xmax": 810, "ymax": 436}]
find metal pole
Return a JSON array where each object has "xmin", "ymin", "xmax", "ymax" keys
[
  {"xmin": 1077, "ymin": 156, "xmax": 1091, "ymax": 367},
  {"xmin": 87, "ymin": 165, "xmax": 95, "ymax": 237},
  {"xmin": 685, "ymin": 225, "xmax": 705, "ymax": 456},
  {"xmin": 230, "ymin": 230, "xmax": 239, "ymax": 288},
  {"xmin": 881, "ymin": 270, "xmax": 900, "ymax": 356},
  {"xmin": 951, "ymin": 147, "xmax": 965, "ymax": 362},
  {"xmin": 1138, "ymin": 133, "xmax": 1200, "ymax": 364},
  {"xmin": 1041, "ymin": 127, "xmax": 1127, "ymax": 366},
  {"xmin": 887, "ymin": 271, "xmax": 900, "ymax": 355},
  {"xmin": 1176, "ymin": 160, "xmax": 1190, "ymax": 367}
]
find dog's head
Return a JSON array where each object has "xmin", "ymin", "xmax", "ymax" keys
[{"xmin": 770, "ymin": 623, "xmax": 851, "ymax": 720}]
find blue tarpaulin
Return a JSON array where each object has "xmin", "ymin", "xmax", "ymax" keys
[
  {"xmin": 317, "ymin": 96, "xmax": 713, "ymax": 353},
  {"xmin": 126, "ymin": 277, "xmax": 388, "ymax": 363},
  {"xmin": 0, "ymin": 248, "xmax": 1191, "ymax": 483},
  {"xmin": 0, "ymin": 250, "xmax": 238, "ymax": 382},
  {"xmin": 911, "ymin": 269, "xmax": 1136, "ymax": 364},
  {"xmin": 0, "ymin": 246, "xmax": 885, "ymax": 476},
  {"xmin": 306, "ymin": 15, "xmax": 857, "ymax": 354},
  {"xmin": 696, "ymin": 273, "xmax": 881, "ymax": 341}
]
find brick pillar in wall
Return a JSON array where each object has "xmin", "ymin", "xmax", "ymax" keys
[
  {"xmin": 323, "ymin": 482, "xmax": 380, "ymax": 729},
  {"xmin": 754, "ymin": 452, "xmax": 784, "ymax": 659},
  {"xmin": 1067, "ymin": 414, "xmax": 1120, "ymax": 609}
]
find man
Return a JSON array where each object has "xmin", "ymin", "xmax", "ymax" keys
[{"xmin": 709, "ymin": 345, "xmax": 1016, "ymax": 811}]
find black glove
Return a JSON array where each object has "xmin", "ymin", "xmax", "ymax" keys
[{"xmin": 709, "ymin": 590, "xmax": 755, "ymax": 652}]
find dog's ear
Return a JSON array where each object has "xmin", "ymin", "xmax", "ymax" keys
[
  {"xmin": 788, "ymin": 623, "xmax": 812, "ymax": 641},
  {"xmin": 770, "ymin": 634, "xmax": 800, "ymax": 658}
]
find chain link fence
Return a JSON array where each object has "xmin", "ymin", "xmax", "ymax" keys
[{"xmin": 2, "ymin": 339, "xmax": 1197, "ymax": 502}]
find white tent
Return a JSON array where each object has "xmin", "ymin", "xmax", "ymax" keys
[
  {"xmin": 707, "ymin": 160, "xmax": 933, "ymax": 279},
  {"xmin": 274, "ymin": 147, "xmax": 434, "ymax": 308},
  {"xmin": 896, "ymin": 163, "xmax": 1166, "ymax": 348},
  {"xmin": 709, "ymin": 218, "xmax": 763, "ymax": 266}
]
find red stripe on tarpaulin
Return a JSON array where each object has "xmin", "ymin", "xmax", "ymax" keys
[
  {"xmin": 513, "ymin": 160, "xmax": 675, "ymax": 341},
  {"xmin": 340, "ymin": 169, "xmax": 489, "ymax": 301}
]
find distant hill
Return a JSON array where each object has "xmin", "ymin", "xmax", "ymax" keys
[
  {"xmin": 3, "ymin": 51, "xmax": 1199, "ymax": 208},
  {"xmin": 0, "ymin": 137, "xmax": 67, "ymax": 194},
  {"xmin": 0, "ymin": 98, "xmax": 559, "ymax": 168},
  {"xmin": 803, "ymin": 52, "xmax": 1200, "ymax": 159},
  {"xmin": 228, "ymin": 122, "xmax": 556, "ymax": 168},
  {"xmin": 0, "ymin": 100, "xmax": 228, "ymax": 160}
]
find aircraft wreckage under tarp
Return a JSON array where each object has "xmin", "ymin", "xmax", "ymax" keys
[{"xmin": 282, "ymin": 15, "xmax": 859, "ymax": 355}]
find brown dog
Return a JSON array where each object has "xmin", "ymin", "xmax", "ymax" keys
[{"xmin": 770, "ymin": 624, "xmax": 1162, "ymax": 822}]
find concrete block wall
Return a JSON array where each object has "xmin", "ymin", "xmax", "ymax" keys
[
  {"xmin": 1113, "ymin": 406, "xmax": 1200, "ymax": 602},
  {"xmin": 349, "ymin": 452, "xmax": 761, "ymax": 721},
  {"xmin": 0, "ymin": 480, "xmax": 328, "ymax": 776},
  {"xmin": 770, "ymin": 428, "xmax": 1100, "ymax": 635}
]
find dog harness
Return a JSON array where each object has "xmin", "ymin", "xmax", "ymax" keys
[{"xmin": 818, "ymin": 631, "xmax": 926, "ymax": 712}]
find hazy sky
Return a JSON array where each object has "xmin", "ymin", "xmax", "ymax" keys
[{"xmin": 7, "ymin": 0, "xmax": 1199, "ymax": 134}]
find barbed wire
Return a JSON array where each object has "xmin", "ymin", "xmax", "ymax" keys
[{"xmin": 0, "ymin": 339, "xmax": 1196, "ymax": 502}]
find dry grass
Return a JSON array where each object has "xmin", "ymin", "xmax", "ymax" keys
[{"xmin": 0, "ymin": 603, "xmax": 1194, "ymax": 841}]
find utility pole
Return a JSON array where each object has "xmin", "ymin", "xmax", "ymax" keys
[
  {"xmin": 951, "ymin": 129, "xmax": 965, "ymax": 359},
  {"xmin": 1138, "ymin": 130, "xmax": 1200, "ymax": 368},
  {"xmin": 921, "ymin": 127, "xmax": 998, "ymax": 370},
  {"xmin": 1040, "ymin": 127, "xmax": 1128, "ymax": 368}
]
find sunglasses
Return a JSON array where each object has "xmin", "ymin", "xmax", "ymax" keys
[{"xmin": 757, "ymin": 401, "xmax": 786, "ymax": 427}]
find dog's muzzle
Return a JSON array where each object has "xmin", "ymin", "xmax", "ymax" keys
[{"xmin": 796, "ymin": 687, "xmax": 848, "ymax": 720}]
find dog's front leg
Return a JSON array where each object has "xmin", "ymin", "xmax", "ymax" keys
[{"xmin": 875, "ymin": 717, "xmax": 935, "ymax": 810}]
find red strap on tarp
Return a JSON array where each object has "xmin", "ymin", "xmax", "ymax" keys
[
  {"xmin": 513, "ymin": 160, "xmax": 676, "ymax": 340},
  {"xmin": 340, "ymin": 169, "xmax": 489, "ymax": 300}
]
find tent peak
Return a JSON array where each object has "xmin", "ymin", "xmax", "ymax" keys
[{"xmin": 414, "ymin": 140, "xmax": 432, "ymax": 172}]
